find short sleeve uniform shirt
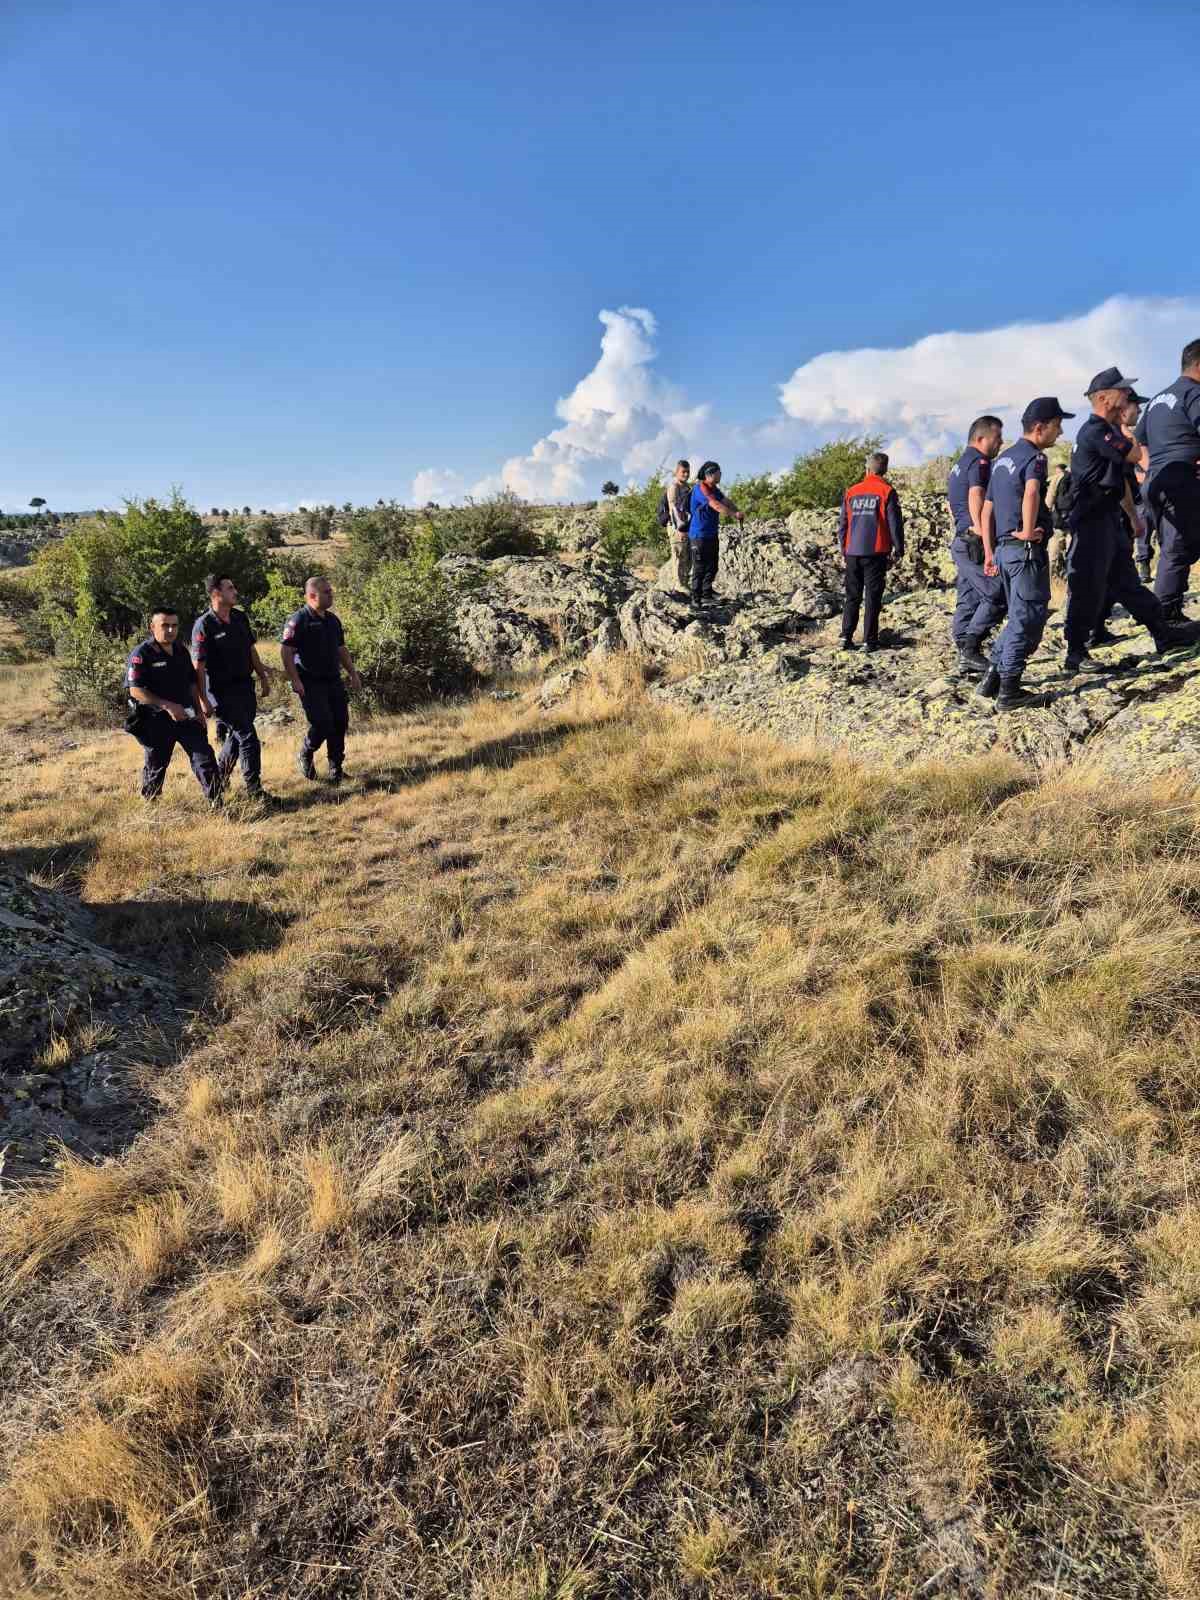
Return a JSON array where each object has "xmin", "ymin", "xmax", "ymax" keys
[{"xmin": 281, "ymin": 606, "xmax": 345, "ymax": 681}]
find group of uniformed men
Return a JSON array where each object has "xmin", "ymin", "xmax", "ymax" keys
[
  {"xmin": 124, "ymin": 573, "xmax": 360, "ymax": 808},
  {"xmin": 938, "ymin": 340, "xmax": 1200, "ymax": 710}
]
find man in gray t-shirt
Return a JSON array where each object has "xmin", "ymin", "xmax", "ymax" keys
[{"xmin": 666, "ymin": 458, "xmax": 692, "ymax": 592}]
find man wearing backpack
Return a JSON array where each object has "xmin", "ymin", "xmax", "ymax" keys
[{"xmin": 658, "ymin": 459, "xmax": 692, "ymax": 594}]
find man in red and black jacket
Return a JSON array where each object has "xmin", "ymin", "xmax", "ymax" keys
[{"xmin": 837, "ymin": 450, "xmax": 905, "ymax": 651}]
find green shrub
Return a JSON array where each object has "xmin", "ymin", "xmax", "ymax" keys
[
  {"xmin": 340, "ymin": 501, "xmax": 414, "ymax": 594},
  {"xmin": 343, "ymin": 535, "xmax": 470, "ymax": 710},
  {"xmin": 50, "ymin": 618, "xmax": 130, "ymax": 722},
  {"xmin": 730, "ymin": 436, "xmax": 884, "ymax": 520},
  {"xmin": 206, "ymin": 518, "xmax": 270, "ymax": 611},
  {"xmin": 252, "ymin": 514, "xmax": 285, "ymax": 548},
  {"xmin": 430, "ymin": 490, "xmax": 550, "ymax": 560},
  {"xmin": 250, "ymin": 555, "xmax": 332, "ymax": 640},
  {"xmin": 597, "ymin": 478, "xmax": 668, "ymax": 565},
  {"xmin": 0, "ymin": 568, "xmax": 52, "ymax": 660}
]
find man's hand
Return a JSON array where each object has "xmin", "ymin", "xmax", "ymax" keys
[
  {"xmin": 349, "ymin": 670, "xmax": 363, "ymax": 694},
  {"xmin": 289, "ymin": 677, "xmax": 305, "ymax": 698},
  {"xmin": 1013, "ymin": 528, "xmax": 1044, "ymax": 542},
  {"xmin": 198, "ymin": 697, "xmax": 213, "ymax": 720},
  {"xmin": 735, "ymin": 511, "xmax": 745, "ymax": 525},
  {"xmin": 984, "ymin": 556, "xmax": 998, "ymax": 577},
  {"xmin": 257, "ymin": 665, "xmax": 273, "ymax": 691},
  {"xmin": 164, "ymin": 702, "xmax": 191, "ymax": 723}
]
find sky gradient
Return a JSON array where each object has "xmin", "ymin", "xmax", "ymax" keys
[{"xmin": 3, "ymin": 0, "xmax": 1198, "ymax": 509}]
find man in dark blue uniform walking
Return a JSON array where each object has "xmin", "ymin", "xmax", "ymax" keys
[
  {"xmin": 191, "ymin": 573, "xmax": 276, "ymax": 802},
  {"xmin": 1063, "ymin": 368, "xmax": 1200, "ymax": 673},
  {"xmin": 281, "ymin": 576, "xmax": 362, "ymax": 784},
  {"xmin": 1138, "ymin": 338, "xmax": 1200, "ymax": 622},
  {"xmin": 976, "ymin": 399, "xmax": 1069, "ymax": 710},
  {"xmin": 946, "ymin": 415, "xmax": 1005, "ymax": 676},
  {"xmin": 125, "ymin": 606, "xmax": 222, "ymax": 805}
]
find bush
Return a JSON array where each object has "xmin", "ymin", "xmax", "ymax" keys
[
  {"xmin": 597, "ymin": 478, "xmax": 668, "ymax": 566},
  {"xmin": 206, "ymin": 518, "xmax": 270, "ymax": 611},
  {"xmin": 430, "ymin": 490, "xmax": 550, "ymax": 560},
  {"xmin": 730, "ymin": 436, "xmax": 884, "ymax": 520},
  {"xmin": 252, "ymin": 514, "xmax": 285, "ymax": 548},
  {"xmin": 250, "ymin": 554, "xmax": 330, "ymax": 641},
  {"xmin": 49, "ymin": 617, "xmax": 130, "ymax": 722},
  {"xmin": 343, "ymin": 534, "xmax": 470, "ymax": 710},
  {"xmin": 340, "ymin": 501, "xmax": 414, "ymax": 594},
  {"xmin": 0, "ymin": 568, "xmax": 53, "ymax": 659}
]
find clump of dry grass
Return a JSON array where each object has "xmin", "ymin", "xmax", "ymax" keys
[{"xmin": 4, "ymin": 664, "xmax": 1200, "ymax": 1596}]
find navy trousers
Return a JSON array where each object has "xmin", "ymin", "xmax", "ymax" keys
[
  {"xmin": 211, "ymin": 684, "xmax": 262, "ymax": 791},
  {"xmin": 139, "ymin": 716, "xmax": 221, "ymax": 801},
  {"xmin": 300, "ymin": 677, "xmax": 349, "ymax": 769},
  {"xmin": 689, "ymin": 536, "xmax": 719, "ymax": 603},
  {"xmin": 991, "ymin": 541, "xmax": 1050, "ymax": 677},
  {"xmin": 950, "ymin": 536, "xmax": 1006, "ymax": 644},
  {"xmin": 1064, "ymin": 506, "xmax": 1164, "ymax": 654},
  {"xmin": 841, "ymin": 553, "xmax": 888, "ymax": 645},
  {"xmin": 1151, "ymin": 464, "xmax": 1200, "ymax": 610}
]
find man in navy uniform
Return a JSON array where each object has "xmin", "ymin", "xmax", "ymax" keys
[
  {"xmin": 125, "ymin": 605, "xmax": 222, "ymax": 805},
  {"xmin": 1062, "ymin": 368, "xmax": 1200, "ymax": 674},
  {"xmin": 191, "ymin": 573, "xmax": 275, "ymax": 802},
  {"xmin": 1139, "ymin": 338, "xmax": 1200, "ymax": 622},
  {"xmin": 838, "ymin": 450, "xmax": 904, "ymax": 652},
  {"xmin": 280, "ymin": 575, "xmax": 362, "ymax": 784},
  {"xmin": 947, "ymin": 415, "xmax": 1005, "ymax": 676},
  {"xmin": 976, "ymin": 399, "xmax": 1069, "ymax": 710}
]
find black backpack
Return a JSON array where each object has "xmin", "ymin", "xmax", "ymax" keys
[
  {"xmin": 1052, "ymin": 469, "xmax": 1076, "ymax": 531},
  {"xmin": 656, "ymin": 490, "xmax": 671, "ymax": 527}
]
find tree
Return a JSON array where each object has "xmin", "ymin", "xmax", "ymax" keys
[
  {"xmin": 601, "ymin": 480, "xmax": 620, "ymax": 497},
  {"xmin": 242, "ymin": 505, "xmax": 251, "ymax": 516}
]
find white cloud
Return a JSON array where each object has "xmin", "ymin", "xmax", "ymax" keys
[
  {"xmin": 778, "ymin": 294, "xmax": 1200, "ymax": 462},
  {"xmin": 411, "ymin": 467, "xmax": 467, "ymax": 505}
]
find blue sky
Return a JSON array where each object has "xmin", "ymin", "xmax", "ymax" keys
[{"xmin": 2, "ymin": 0, "xmax": 1198, "ymax": 509}]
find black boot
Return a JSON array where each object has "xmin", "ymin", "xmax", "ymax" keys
[
  {"xmin": 956, "ymin": 638, "xmax": 990, "ymax": 677},
  {"xmin": 1154, "ymin": 619, "xmax": 1200, "ymax": 656},
  {"xmin": 1064, "ymin": 650, "xmax": 1107, "ymax": 675},
  {"xmin": 839, "ymin": 636, "xmax": 857, "ymax": 651},
  {"xmin": 975, "ymin": 666, "xmax": 1001, "ymax": 700},
  {"xmin": 997, "ymin": 674, "xmax": 1049, "ymax": 710},
  {"xmin": 1089, "ymin": 626, "xmax": 1121, "ymax": 647},
  {"xmin": 1160, "ymin": 602, "xmax": 1186, "ymax": 625},
  {"xmin": 296, "ymin": 748, "xmax": 317, "ymax": 781},
  {"xmin": 328, "ymin": 766, "xmax": 345, "ymax": 786}
]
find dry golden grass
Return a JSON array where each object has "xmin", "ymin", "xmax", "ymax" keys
[{"xmin": 4, "ymin": 659, "xmax": 1200, "ymax": 1596}]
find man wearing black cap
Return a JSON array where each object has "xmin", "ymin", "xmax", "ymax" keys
[
  {"xmin": 1062, "ymin": 368, "xmax": 1200, "ymax": 674},
  {"xmin": 976, "ymin": 399, "xmax": 1068, "ymax": 710},
  {"xmin": 1138, "ymin": 339, "xmax": 1200, "ymax": 622}
]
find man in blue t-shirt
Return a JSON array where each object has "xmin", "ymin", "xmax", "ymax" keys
[
  {"xmin": 1137, "ymin": 337, "xmax": 1200, "ymax": 619},
  {"xmin": 687, "ymin": 461, "xmax": 743, "ymax": 610},
  {"xmin": 946, "ymin": 415, "xmax": 1005, "ymax": 676},
  {"xmin": 976, "ymin": 398, "xmax": 1071, "ymax": 711}
]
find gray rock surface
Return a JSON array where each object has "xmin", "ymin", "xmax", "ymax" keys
[{"xmin": 0, "ymin": 871, "xmax": 180, "ymax": 1186}]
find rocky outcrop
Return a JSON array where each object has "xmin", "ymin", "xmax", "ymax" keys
[{"xmin": 0, "ymin": 870, "xmax": 180, "ymax": 1185}]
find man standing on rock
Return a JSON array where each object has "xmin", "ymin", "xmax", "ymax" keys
[
  {"xmin": 665, "ymin": 459, "xmax": 692, "ymax": 596},
  {"xmin": 191, "ymin": 573, "xmax": 276, "ymax": 804},
  {"xmin": 125, "ymin": 605, "xmax": 223, "ymax": 807},
  {"xmin": 1139, "ymin": 338, "xmax": 1200, "ymax": 623},
  {"xmin": 281, "ymin": 576, "xmax": 362, "ymax": 785},
  {"xmin": 688, "ymin": 461, "xmax": 743, "ymax": 610},
  {"xmin": 976, "ymin": 399, "xmax": 1068, "ymax": 710},
  {"xmin": 947, "ymin": 416, "xmax": 1005, "ymax": 677},
  {"xmin": 837, "ymin": 451, "xmax": 904, "ymax": 653},
  {"xmin": 1061, "ymin": 369, "xmax": 1200, "ymax": 676}
]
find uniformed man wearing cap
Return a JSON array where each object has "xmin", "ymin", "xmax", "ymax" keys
[
  {"xmin": 946, "ymin": 415, "xmax": 1006, "ymax": 676},
  {"xmin": 1138, "ymin": 338, "xmax": 1200, "ymax": 622},
  {"xmin": 1062, "ymin": 367, "xmax": 1200, "ymax": 674},
  {"xmin": 975, "ymin": 399, "xmax": 1067, "ymax": 711}
]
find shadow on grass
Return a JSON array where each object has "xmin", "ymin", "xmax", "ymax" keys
[{"xmin": 361, "ymin": 717, "xmax": 596, "ymax": 793}]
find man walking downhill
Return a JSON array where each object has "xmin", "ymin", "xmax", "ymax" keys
[
  {"xmin": 1140, "ymin": 338, "xmax": 1200, "ymax": 623},
  {"xmin": 665, "ymin": 459, "xmax": 692, "ymax": 596},
  {"xmin": 687, "ymin": 462, "xmax": 743, "ymax": 610},
  {"xmin": 1061, "ymin": 368, "xmax": 1200, "ymax": 676},
  {"xmin": 947, "ymin": 416, "xmax": 1006, "ymax": 677},
  {"xmin": 977, "ymin": 399, "xmax": 1068, "ymax": 711},
  {"xmin": 838, "ymin": 451, "xmax": 904, "ymax": 652},
  {"xmin": 125, "ymin": 605, "xmax": 223, "ymax": 807},
  {"xmin": 191, "ymin": 573, "xmax": 276, "ymax": 803},
  {"xmin": 281, "ymin": 577, "xmax": 363, "ymax": 785}
]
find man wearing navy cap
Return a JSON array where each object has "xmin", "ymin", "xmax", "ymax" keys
[
  {"xmin": 975, "ymin": 399, "xmax": 1068, "ymax": 710},
  {"xmin": 1062, "ymin": 368, "xmax": 1200, "ymax": 673},
  {"xmin": 1138, "ymin": 339, "xmax": 1200, "ymax": 621},
  {"xmin": 946, "ymin": 416, "xmax": 1006, "ymax": 676}
]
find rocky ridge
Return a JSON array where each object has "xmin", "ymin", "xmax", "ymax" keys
[{"xmin": 440, "ymin": 490, "xmax": 1200, "ymax": 778}]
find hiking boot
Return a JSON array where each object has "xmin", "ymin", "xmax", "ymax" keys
[
  {"xmin": 863, "ymin": 641, "xmax": 878, "ymax": 655},
  {"xmin": 1064, "ymin": 651, "xmax": 1107, "ymax": 675},
  {"xmin": 296, "ymin": 749, "xmax": 317, "ymax": 781},
  {"xmin": 840, "ymin": 636, "xmax": 857, "ymax": 651},
  {"xmin": 327, "ymin": 767, "xmax": 345, "ymax": 787},
  {"xmin": 1089, "ymin": 626, "xmax": 1122, "ymax": 647},
  {"xmin": 956, "ymin": 639, "xmax": 990, "ymax": 677},
  {"xmin": 1154, "ymin": 620, "xmax": 1200, "ymax": 656},
  {"xmin": 975, "ymin": 666, "xmax": 1001, "ymax": 701},
  {"xmin": 997, "ymin": 675, "xmax": 1050, "ymax": 711}
]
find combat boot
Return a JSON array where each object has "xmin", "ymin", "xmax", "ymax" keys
[
  {"xmin": 975, "ymin": 666, "xmax": 1001, "ymax": 700},
  {"xmin": 1089, "ymin": 626, "xmax": 1121, "ymax": 647},
  {"xmin": 1064, "ymin": 650, "xmax": 1107, "ymax": 675},
  {"xmin": 296, "ymin": 748, "xmax": 317, "ymax": 781},
  {"xmin": 997, "ymin": 675, "xmax": 1050, "ymax": 711},
  {"xmin": 328, "ymin": 766, "xmax": 345, "ymax": 786},
  {"xmin": 1160, "ymin": 602, "xmax": 1186, "ymax": 625},
  {"xmin": 839, "ymin": 636, "xmax": 857, "ymax": 651},
  {"xmin": 1154, "ymin": 620, "xmax": 1200, "ymax": 656},
  {"xmin": 956, "ymin": 637, "xmax": 990, "ymax": 677}
]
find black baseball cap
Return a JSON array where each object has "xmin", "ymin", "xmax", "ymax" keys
[
  {"xmin": 1022, "ymin": 397, "xmax": 1075, "ymax": 427},
  {"xmin": 1086, "ymin": 366, "xmax": 1138, "ymax": 395}
]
